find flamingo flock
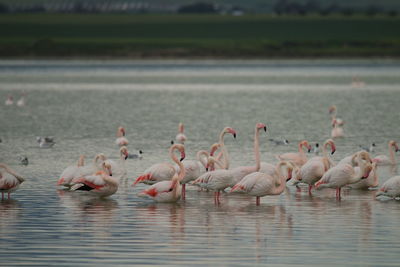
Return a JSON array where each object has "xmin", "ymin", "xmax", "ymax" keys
[{"xmin": 2, "ymin": 106, "xmax": 400, "ymax": 204}]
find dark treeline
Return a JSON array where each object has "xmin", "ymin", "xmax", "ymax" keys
[{"xmin": 0, "ymin": 1, "xmax": 398, "ymax": 16}]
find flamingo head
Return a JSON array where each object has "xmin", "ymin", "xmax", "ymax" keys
[
  {"xmin": 172, "ymin": 144, "xmax": 185, "ymax": 161},
  {"xmin": 286, "ymin": 164, "xmax": 294, "ymax": 182},
  {"xmin": 103, "ymin": 162, "xmax": 112, "ymax": 176},
  {"xmin": 300, "ymin": 140, "xmax": 312, "ymax": 152},
  {"xmin": 329, "ymin": 105, "xmax": 336, "ymax": 114},
  {"xmin": 224, "ymin": 127, "xmax": 237, "ymax": 139},
  {"xmin": 256, "ymin": 123, "xmax": 267, "ymax": 132},
  {"xmin": 358, "ymin": 151, "xmax": 372, "ymax": 164},
  {"xmin": 206, "ymin": 156, "xmax": 216, "ymax": 171},
  {"xmin": 327, "ymin": 139, "xmax": 336, "ymax": 155},
  {"xmin": 120, "ymin": 146, "xmax": 129, "ymax": 160},
  {"xmin": 94, "ymin": 153, "xmax": 107, "ymax": 164},
  {"xmin": 209, "ymin": 143, "xmax": 221, "ymax": 157},
  {"xmin": 390, "ymin": 141, "xmax": 399, "ymax": 152},
  {"xmin": 362, "ymin": 163, "xmax": 373, "ymax": 179}
]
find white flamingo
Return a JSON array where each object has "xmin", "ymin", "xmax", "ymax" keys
[
  {"xmin": 230, "ymin": 161, "xmax": 293, "ymax": 205},
  {"xmin": 0, "ymin": 163, "xmax": 25, "ymax": 199},
  {"xmin": 215, "ymin": 127, "xmax": 237, "ymax": 169},
  {"xmin": 277, "ymin": 140, "xmax": 311, "ymax": 167},
  {"xmin": 315, "ymin": 151, "xmax": 373, "ymax": 199},
  {"xmin": 329, "ymin": 105, "xmax": 344, "ymax": 126},
  {"xmin": 115, "ymin": 126, "xmax": 129, "ymax": 146},
  {"xmin": 16, "ymin": 92, "xmax": 26, "ymax": 107},
  {"xmin": 174, "ymin": 122, "xmax": 187, "ymax": 144},
  {"xmin": 228, "ymin": 123, "xmax": 267, "ymax": 187},
  {"xmin": 70, "ymin": 162, "xmax": 119, "ymax": 198},
  {"xmin": 376, "ymin": 175, "xmax": 400, "ymax": 199},
  {"xmin": 138, "ymin": 144, "xmax": 186, "ymax": 203},
  {"xmin": 294, "ymin": 139, "xmax": 336, "ymax": 194},
  {"xmin": 58, "ymin": 154, "xmax": 107, "ymax": 188},
  {"xmin": 373, "ymin": 140, "xmax": 399, "ymax": 166},
  {"xmin": 133, "ymin": 143, "xmax": 185, "ymax": 186}
]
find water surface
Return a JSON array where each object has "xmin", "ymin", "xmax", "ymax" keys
[{"xmin": 1, "ymin": 59, "xmax": 400, "ymax": 266}]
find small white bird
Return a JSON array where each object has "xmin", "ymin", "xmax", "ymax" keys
[
  {"xmin": 269, "ymin": 138, "xmax": 289, "ymax": 145},
  {"xmin": 16, "ymin": 92, "xmax": 26, "ymax": 107},
  {"xmin": 127, "ymin": 150, "xmax": 143, "ymax": 159},
  {"xmin": 18, "ymin": 156, "xmax": 29, "ymax": 166},
  {"xmin": 37, "ymin": 136, "xmax": 55, "ymax": 148},
  {"xmin": 360, "ymin": 143, "xmax": 376, "ymax": 153}
]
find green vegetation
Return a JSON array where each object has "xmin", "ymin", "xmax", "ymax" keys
[{"xmin": 0, "ymin": 14, "xmax": 400, "ymax": 58}]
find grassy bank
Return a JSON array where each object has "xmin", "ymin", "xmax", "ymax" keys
[{"xmin": 0, "ymin": 14, "xmax": 400, "ymax": 58}]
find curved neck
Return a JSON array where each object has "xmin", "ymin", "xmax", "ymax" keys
[
  {"xmin": 170, "ymin": 147, "xmax": 185, "ymax": 181},
  {"xmin": 298, "ymin": 143, "xmax": 306, "ymax": 156},
  {"xmin": 254, "ymin": 126, "xmax": 261, "ymax": 171},
  {"xmin": 179, "ymin": 123, "xmax": 184, "ymax": 133},
  {"xmin": 197, "ymin": 150, "xmax": 209, "ymax": 168},
  {"xmin": 78, "ymin": 155, "xmax": 85, "ymax": 167},
  {"xmin": 389, "ymin": 143, "xmax": 396, "ymax": 165},
  {"xmin": 219, "ymin": 130, "xmax": 230, "ymax": 169},
  {"xmin": 352, "ymin": 154, "xmax": 366, "ymax": 181}
]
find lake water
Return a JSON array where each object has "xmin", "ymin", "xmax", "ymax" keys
[{"xmin": 1, "ymin": 59, "xmax": 400, "ymax": 266}]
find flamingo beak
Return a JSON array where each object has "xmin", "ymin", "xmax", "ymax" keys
[
  {"xmin": 395, "ymin": 145, "xmax": 399, "ymax": 152},
  {"xmin": 308, "ymin": 146, "xmax": 312, "ymax": 153},
  {"xmin": 263, "ymin": 126, "xmax": 267, "ymax": 132},
  {"xmin": 180, "ymin": 152, "xmax": 185, "ymax": 162},
  {"xmin": 233, "ymin": 133, "xmax": 236, "ymax": 139},
  {"xmin": 286, "ymin": 169, "xmax": 293, "ymax": 182}
]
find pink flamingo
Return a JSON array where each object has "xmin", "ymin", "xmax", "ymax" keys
[
  {"xmin": 133, "ymin": 143, "xmax": 185, "ymax": 186},
  {"xmin": 331, "ymin": 119, "xmax": 344, "ymax": 139},
  {"xmin": 105, "ymin": 146, "xmax": 129, "ymax": 181},
  {"xmin": 5, "ymin": 95, "xmax": 13, "ymax": 106},
  {"xmin": 174, "ymin": 123, "xmax": 187, "ymax": 144},
  {"xmin": 70, "ymin": 162, "xmax": 119, "ymax": 198},
  {"xmin": 230, "ymin": 161, "xmax": 293, "ymax": 205},
  {"xmin": 329, "ymin": 105, "xmax": 344, "ymax": 126},
  {"xmin": 373, "ymin": 140, "xmax": 399, "ymax": 166},
  {"xmin": 314, "ymin": 151, "xmax": 373, "ymax": 199},
  {"xmin": 138, "ymin": 144, "xmax": 186, "ymax": 202},
  {"xmin": 214, "ymin": 127, "xmax": 237, "ymax": 169},
  {"xmin": 295, "ymin": 139, "xmax": 336, "ymax": 194},
  {"xmin": 277, "ymin": 140, "xmax": 311, "ymax": 167},
  {"xmin": 228, "ymin": 123, "xmax": 267, "ymax": 187},
  {"xmin": 115, "ymin": 126, "xmax": 129, "ymax": 146},
  {"xmin": 0, "ymin": 163, "xmax": 25, "ymax": 199},
  {"xmin": 350, "ymin": 162, "xmax": 379, "ymax": 190},
  {"xmin": 376, "ymin": 175, "xmax": 400, "ymax": 199},
  {"xmin": 57, "ymin": 153, "xmax": 106, "ymax": 188}
]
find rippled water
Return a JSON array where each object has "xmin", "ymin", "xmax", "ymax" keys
[{"xmin": 1, "ymin": 59, "xmax": 400, "ymax": 266}]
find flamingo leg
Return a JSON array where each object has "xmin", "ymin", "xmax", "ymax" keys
[
  {"xmin": 308, "ymin": 185, "xmax": 313, "ymax": 195},
  {"xmin": 256, "ymin": 196, "xmax": 260, "ymax": 206},
  {"xmin": 296, "ymin": 185, "xmax": 301, "ymax": 193},
  {"xmin": 216, "ymin": 191, "xmax": 221, "ymax": 205},
  {"xmin": 8, "ymin": 192, "xmax": 10, "ymax": 199},
  {"xmin": 1, "ymin": 192, "xmax": 3, "ymax": 200},
  {"xmin": 182, "ymin": 184, "xmax": 186, "ymax": 200}
]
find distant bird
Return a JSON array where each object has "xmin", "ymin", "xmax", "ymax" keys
[
  {"xmin": 0, "ymin": 163, "xmax": 25, "ymax": 199},
  {"xmin": 174, "ymin": 122, "xmax": 187, "ymax": 144},
  {"xmin": 351, "ymin": 76, "xmax": 365, "ymax": 88},
  {"xmin": 269, "ymin": 138, "xmax": 289, "ymax": 145},
  {"xmin": 360, "ymin": 143, "xmax": 376, "ymax": 153},
  {"xmin": 373, "ymin": 140, "xmax": 399, "ymax": 166},
  {"xmin": 331, "ymin": 119, "xmax": 344, "ymax": 139},
  {"xmin": 115, "ymin": 126, "xmax": 129, "ymax": 146},
  {"xmin": 16, "ymin": 92, "xmax": 26, "ymax": 107},
  {"xmin": 5, "ymin": 95, "xmax": 13, "ymax": 106},
  {"xmin": 37, "ymin": 136, "xmax": 55, "ymax": 148},
  {"xmin": 328, "ymin": 105, "xmax": 344, "ymax": 126},
  {"xmin": 18, "ymin": 156, "xmax": 29, "ymax": 166},
  {"xmin": 277, "ymin": 140, "xmax": 312, "ymax": 167},
  {"xmin": 313, "ymin": 143, "xmax": 320, "ymax": 155},
  {"xmin": 127, "ymin": 150, "xmax": 143, "ymax": 159}
]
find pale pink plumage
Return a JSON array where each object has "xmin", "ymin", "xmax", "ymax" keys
[
  {"xmin": 0, "ymin": 163, "xmax": 25, "ymax": 199},
  {"xmin": 278, "ymin": 140, "xmax": 311, "ymax": 167}
]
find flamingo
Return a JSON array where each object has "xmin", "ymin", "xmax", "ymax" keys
[
  {"xmin": 376, "ymin": 175, "xmax": 400, "ymax": 199},
  {"xmin": 314, "ymin": 151, "xmax": 373, "ymax": 199},
  {"xmin": 373, "ymin": 140, "xmax": 399, "ymax": 166},
  {"xmin": 329, "ymin": 105, "xmax": 344, "ymax": 126},
  {"xmin": 214, "ymin": 127, "xmax": 236, "ymax": 169},
  {"xmin": 16, "ymin": 92, "xmax": 26, "ymax": 107},
  {"xmin": 70, "ymin": 162, "xmax": 119, "ymax": 198},
  {"xmin": 331, "ymin": 119, "xmax": 344, "ymax": 139},
  {"xmin": 277, "ymin": 140, "xmax": 311, "ymax": 167},
  {"xmin": 294, "ymin": 139, "xmax": 336, "ymax": 194},
  {"xmin": 228, "ymin": 123, "xmax": 267, "ymax": 187},
  {"xmin": 115, "ymin": 127, "xmax": 129, "ymax": 146},
  {"xmin": 133, "ymin": 143, "xmax": 185, "ymax": 186},
  {"xmin": 105, "ymin": 146, "xmax": 129, "ymax": 181},
  {"xmin": 5, "ymin": 95, "xmax": 13, "ymax": 106},
  {"xmin": 138, "ymin": 144, "xmax": 185, "ymax": 203},
  {"xmin": 350, "ymin": 162, "xmax": 379, "ymax": 190},
  {"xmin": 174, "ymin": 147, "xmax": 211, "ymax": 200},
  {"xmin": 58, "ymin": 154, "xmax": 107, "ymax": 188},
  {"xmin": 174, "ymin": 122, "xmax": 187, "ymax": 144},
  {"xmin": 230, "ymin": 161, "xmax": 293, "ymax": 205},
  {"xmin": 0, "ymin": 163, "xmax": 25, "ymax": 199}
]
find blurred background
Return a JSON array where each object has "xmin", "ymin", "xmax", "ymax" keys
[{"xmin": 0, "ymin": 0, "xmax": 399, "ymax": 58}]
